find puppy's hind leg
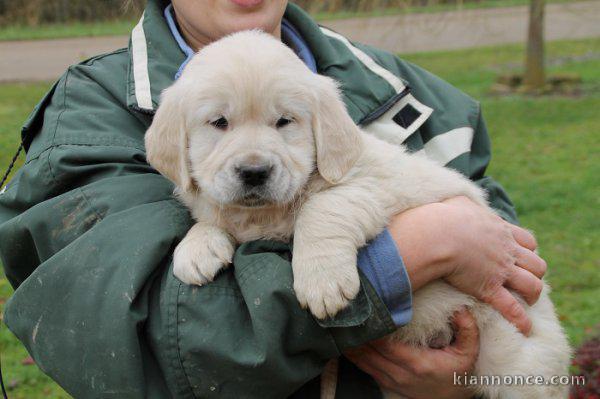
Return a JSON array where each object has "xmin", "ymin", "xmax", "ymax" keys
[{"xmin": 173, "ymin": 223, "xmax": 235, "ymax": 286}]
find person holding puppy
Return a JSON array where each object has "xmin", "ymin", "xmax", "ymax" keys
[{"xmin": 0, "ymin": 0, "xmax": 547, "ymax": 398}]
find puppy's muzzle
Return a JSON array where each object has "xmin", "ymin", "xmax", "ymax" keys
[{"xmin": 236, "ymin": 164, "xmax": 273, "ymax": 187}]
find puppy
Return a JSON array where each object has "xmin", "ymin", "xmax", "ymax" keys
[{"xmin": 145, "ymin": 30, "xmax": 571, "ymax": 399}]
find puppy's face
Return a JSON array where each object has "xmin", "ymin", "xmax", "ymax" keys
[
  {"xmin": 185, "ymin": 61, "xmax": 316, "ymax": 208},
  {"xmin": 145, "ymin": 31, "xmax": 362, "ymax": 209}
]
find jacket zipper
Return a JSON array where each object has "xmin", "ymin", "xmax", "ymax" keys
[{"xmin": 358, "ymin": 86, "xmax": 411, "ymax": 126}]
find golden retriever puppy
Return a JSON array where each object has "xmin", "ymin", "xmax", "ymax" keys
[{"xmin": 145, "ymin": 31, "xmax": 571, "ymax": 399}]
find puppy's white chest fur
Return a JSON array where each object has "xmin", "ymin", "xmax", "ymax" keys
[
  {"xmin": 181, "ymin": 193, "xmax": 296, "ymax": 242},
  {"xmin": 178, "ymin": 176, "xmax": 330, "ymax": 243}
]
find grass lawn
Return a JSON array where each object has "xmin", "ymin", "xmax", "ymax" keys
[
  {"xmin": 0, "ymin": 37, "xmax": 599, "ymax": 397},
  {"xmin": 0, "ymin": 19, "xmax": 137, "ymax": 42},
  {"xmin": 0, "ymin": 0, "xmax": 574, "ymax": 41}
]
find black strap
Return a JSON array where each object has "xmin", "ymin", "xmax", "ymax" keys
[
  {"xmin": 0, "ymin": 140, "xmax": 22, "ymax": 399},
  {"xmin": 0, "ymin": 141, "xmax": 24, "ymax": 191},
  {"xmin": 0, "ymin": 349, "xmax": 8, "ymax": 399}
]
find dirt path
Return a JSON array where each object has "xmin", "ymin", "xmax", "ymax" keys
[
  {"xmin": 0, "ymin": 36, "xmax": 127, "ymax": 83},
  {"xmin": 325, "ymin": 0, "xmax": 600, "ymax": 54},
  {"xmin": 0, "ymin": 1, "xmax": 599, "ymax": 82}
]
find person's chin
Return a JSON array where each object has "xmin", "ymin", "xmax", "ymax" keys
[
  {"xmin": 222, "ymin": 16, "xmax": 280, "ymax": 36},
  {"xmin": 218, "ymin": 0, "xmax": 284, "ymax": 33}
]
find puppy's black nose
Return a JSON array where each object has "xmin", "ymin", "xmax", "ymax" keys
[{"xmin": 236, "ymin": 164, "xmax": 272, "ymax": 187}]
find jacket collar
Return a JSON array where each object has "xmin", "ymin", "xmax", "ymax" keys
[
  {"xmin": 127, "ymin": 0, "xmax": 408, "ymax": 124},
  {"xmin": 127, "ymin": 0, "xmax": 183, "ymax": 113}
]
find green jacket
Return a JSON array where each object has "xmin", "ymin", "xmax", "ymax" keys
[{"xmin": 0, "ymin": 1, "xmax": 517, "ymax": 398}]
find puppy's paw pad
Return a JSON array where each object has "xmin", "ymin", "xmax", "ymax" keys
[{"xmin": 173, "ymin": 229, "xmax": 234, "ymax": 286}]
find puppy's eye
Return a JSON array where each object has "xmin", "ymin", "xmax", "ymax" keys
[
  {"xmin": 209, "ymin": 116, "xmax": 229, "ymax": 130},
  {"xmin": 276, "ymin": 117, "xmax": 293, "ymax": 129}
]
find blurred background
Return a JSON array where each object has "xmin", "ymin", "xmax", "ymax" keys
[{"xmin": 0, "ymin": 0, "xmax": 598, "ymax": 397}]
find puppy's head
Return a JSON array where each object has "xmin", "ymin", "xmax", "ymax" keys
[{"xmin": 145, "ymin": 30, "xmax": 362, "ymax": 208}]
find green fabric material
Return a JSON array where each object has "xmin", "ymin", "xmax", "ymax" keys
[{"xmin": 0, "ymin": 0, "xmax": 517, "ymax": 397}]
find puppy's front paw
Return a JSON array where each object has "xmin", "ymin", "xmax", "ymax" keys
[
  {"xmin": 173, "ymin": 225, "xmax": 234, "ymax": 286},
  {"xmin": 292, "ymin": 249, "xmax": 361, "ymax": 319}
]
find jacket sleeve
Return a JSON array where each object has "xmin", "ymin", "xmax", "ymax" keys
[
  {"xmin": 0, "ymin": 68, "xmax": 395, "ymax": 399},
  {"xmin": 468, "ymin": 107, "xmax": 519, "ymax": 225}
]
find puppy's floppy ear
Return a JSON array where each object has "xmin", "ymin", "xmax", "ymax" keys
[
  {"xmin": 312, "ymin": 75, "xmax": 363, "ymax": 184},
  {"xmin": 145, "ymin": 85, "xmax": 195, "ymax": 192}
]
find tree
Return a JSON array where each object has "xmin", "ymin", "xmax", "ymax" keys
[{"xmin": 523, "ymin": 0, "xmax": 546, "ymax": 91}]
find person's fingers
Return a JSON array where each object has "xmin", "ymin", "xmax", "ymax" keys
[
  {"xmin": 368, "ymin": 372, "xmax": 397, "ymax": 392},
  {"xmin": 509, "ymin": 224, "xmax": 537, "ymax": 251},
  {"xmin": 369, "ymin": 337, "xmax": 427, "ymax": 366},
  {"xmin": 446, "ymin": 309, "xmax": 480, "ymax": 363},
  {"xmin": 505, "ymin": 266, "xmax": 544, "ymax": 305},
  {"xmin": 514, "ymin": 245, "xmax": 547, "ymax": 278},
  {"xmin": 483, "ymin": 287, "xmax": 532, "ymax": 336},
  {"xmin": 369, "ymin": 339, "xmax": 448, "ymax": 380},
  {"xmin": 344, "ymin": 352, "xmax": 397, "ymax": 391},
  {"xmin": 344, "ymin": 346, "xmax": 406, "ymax": 386}
]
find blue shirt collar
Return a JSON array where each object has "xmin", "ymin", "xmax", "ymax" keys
[
  {"xmin": 164, "ymin": 4, "xmax": 317, "ymax": 79},
  {"xmin": 164, "ymin": 4, "xmax": 195, "ymax": 79},
  {"xmin": 280, "ymin": 18, "xmax": 317, "ymax": 73}
]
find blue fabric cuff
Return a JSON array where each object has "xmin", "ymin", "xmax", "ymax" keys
[{"xmin": 357, "ymin": 229, "xmax": 413, "ymax": 326}]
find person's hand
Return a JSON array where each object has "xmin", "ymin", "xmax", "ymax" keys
[
  {"xmin": 345, "ymin": 309, "xmax": 479, "ymax": 399},
  {"xmin": 388, "ymin": 196, "xmax": 547, "ymax": 335}
]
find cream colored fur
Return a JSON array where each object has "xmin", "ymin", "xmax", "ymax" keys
[{"xmin": 145, "ymin": 30, "xmax": 571, "ymax": 399}]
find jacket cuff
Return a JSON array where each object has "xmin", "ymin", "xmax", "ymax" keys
[{"xmin": 357, "ymin": 229, "xmax": 413, "ymax": 327}]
